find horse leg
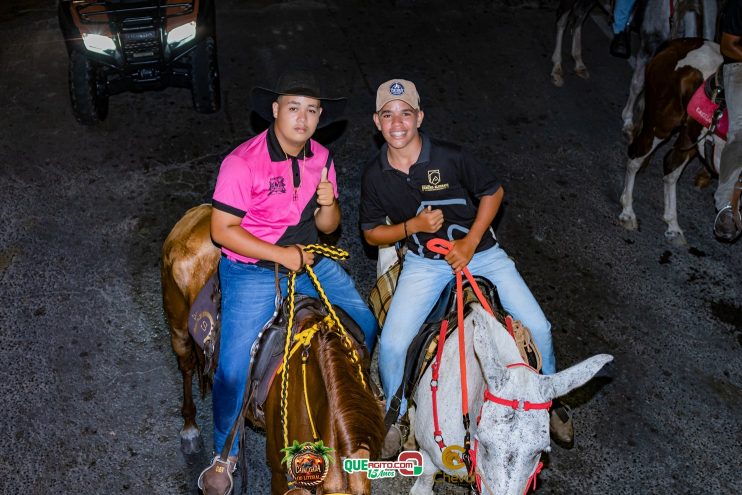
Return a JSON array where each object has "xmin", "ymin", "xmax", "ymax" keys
[
  {"xmin": 572, "ymin": 2, "xmax": 594, "ymax": 80},
  {"xmin": 162, "ymin": 271, "xmax": 203, "ymax": 455},
  {"xmin": 551, "ymin": 9, "xmax": 570, "ymax": 87},
  {"xmin": 621, "ymin": 56, "xmax": 648, "ymax": 141},
  {"xmin": 662, "ymin": 139, "xmax": 695, "ymax": 245},
  {"xmin": 409, "ymin": 449, "xmax": 436, "ymax": 495},
  {"xmin": 174, "ymin": 340, "xmax": 202, "ymax": 455},
  {"xmin": 619, "ymin": 135, "xmax": 663, "ymax": 230}
]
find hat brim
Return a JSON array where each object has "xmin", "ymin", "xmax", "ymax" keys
[{"xmin": 251, "ymin": 87, "xmax": 347, "ymax": 128}]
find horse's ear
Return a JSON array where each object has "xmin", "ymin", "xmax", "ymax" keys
[
  {"xmin": 539, "ymin": 354, "xmax": 613, "ymax": 400},
  {"xmin": 472, "ymin": 307, "xmax": 509, "ymax": 390}
]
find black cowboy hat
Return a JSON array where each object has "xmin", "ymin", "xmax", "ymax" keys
[{"xmin": 251, "ymin": 70, "xmax": 347, "ymax": 128}]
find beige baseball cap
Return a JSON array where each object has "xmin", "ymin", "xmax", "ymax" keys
[{"xmin": 375, "ymin": 79, "xmax": 421, "ymax": 112}]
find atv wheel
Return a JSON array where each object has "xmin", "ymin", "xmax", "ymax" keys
[
  {"xmin": 68, "ymin": 51, "xmax": 108, "ymax": 125},
  {"xmin": 190, "ymin": 36, "xmax": 221, "ymax": 113}
]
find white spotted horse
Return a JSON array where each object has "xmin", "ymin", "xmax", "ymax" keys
[
  {"xmin": 618, "ymin": 38, "xmax": 734, "ymax": 244},
  {"xmin": 373, "ymin": 240, "xmax": 613, "ymax": 495}
]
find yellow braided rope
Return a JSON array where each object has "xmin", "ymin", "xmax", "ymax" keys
[
  {"xmin": 280, "ymin": 271, "xmax": 297, "ymax": 451},
  {"xmin": 279, "ymin": 243, "xmax": 368, "ymax": 451},
  {"xmin": 302, "ymin": 352, "xmax": 319, "ymax": 440},
  {"xmin": 302, "ymin": 244, "xmax": 366, "ymax": 390}
]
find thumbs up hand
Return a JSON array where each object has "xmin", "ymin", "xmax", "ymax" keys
[{"xmin": 316, "ymin": 167, "xmax": 335, "ymax": 207}]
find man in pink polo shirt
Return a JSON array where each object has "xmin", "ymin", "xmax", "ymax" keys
[{"xmin": 198, "ymin": 71, "xmax": 378, "ymax": 495}]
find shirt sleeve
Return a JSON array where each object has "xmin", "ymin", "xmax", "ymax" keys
[
  {"xmin": 212, "ymin": 154, "xmax": 251, "ymax": 218},
  {"xmin": 359, "ymin": 168, "xmax": 387, "ymax": 231},
  {"xmin": 457, "ymin": 150, "xmax": 502, "ymax": 198}
]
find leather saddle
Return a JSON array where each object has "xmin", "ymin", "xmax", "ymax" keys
[
  {"xmin": 383, "ymin": 276, "xmax": 542, "ymax": 431},
  {"xmin": 244, "ymin": 293, "xmax": 369, "ymax": 429},
  {"xmin": 384, "ymin": 276, "xmax": 498, "ymax": 430}
]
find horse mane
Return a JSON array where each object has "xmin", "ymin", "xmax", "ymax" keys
[{"xmin": 314, "ymin": 318, "xmax": 385, "ymax": 459}]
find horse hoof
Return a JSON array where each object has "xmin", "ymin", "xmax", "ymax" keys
[
  {"xmin": 618, "ymin": 215, "xmax": 638, "ymax": 231},
  {"xmin": 180, "ymin": 430, "xmax": 203, "ymax": 455},
  {"xmin": 551, "ymin": 74, "xmax": 565, "ymax": 87},
  {"xmin": 621, "ymin": 124, "xmax": 635, "ymax": 143},
  {"xmin": 665, "ymin": 231, "xmax": 686, "ymax": 246},
  {"xmin": 575, "ymin": 68, "xmax": 590, "ymax": 80}
]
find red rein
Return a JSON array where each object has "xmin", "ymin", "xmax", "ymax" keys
[{"xmin": 425, "ymin": 239, "xmax": 551, "ymax": 495}]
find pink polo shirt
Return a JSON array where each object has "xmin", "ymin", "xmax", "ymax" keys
[{"xmin": 212, "ymin": 127, "xmax": 338, "ymax": 264}]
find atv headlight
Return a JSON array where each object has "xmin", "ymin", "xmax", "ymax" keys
[
  {"xmin": 167, "ymin": 21, "xmax": 196, "ymax": 48},
  {"xmin": 82, "ymin": 33, "xmax": 116, "ymax": 55}
]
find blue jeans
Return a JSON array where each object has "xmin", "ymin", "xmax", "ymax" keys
[
  {"xmin": 613, "ymin": 0, "xmax": 637, "ymax": 33},
  {"xmin": 378, "ymin": 244, "xmax": 556, "ymax": 418},
  {"xmin": 714, "ymin": 62, "xmax": 742, "ymax": 210},
  {"xmin": 213, "ymin": 256, "xmax": 378, "ymax": 456}
]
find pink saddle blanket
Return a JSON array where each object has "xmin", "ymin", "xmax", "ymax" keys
[{"xmin": 687, "ymin": 82, "xmax": 728, "ymax": 140}]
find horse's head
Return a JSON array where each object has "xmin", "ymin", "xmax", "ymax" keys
[{"xmin": 470, "ymin": 305, "xmax": 613, "ymax": 495}]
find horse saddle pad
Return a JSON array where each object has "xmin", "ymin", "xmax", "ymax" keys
[
  {"xmin": 401, "ymin": 276, "xmax": 543, "ymax": 401},
  {"xmin": 688, "ymin": 72, "xmax": 728, "ymax": 140},
  {"xmin": 245, "ymin": 294, "xmax": 368, "ymax": 429}
]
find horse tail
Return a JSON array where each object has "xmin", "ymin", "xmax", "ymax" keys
[{"xmin": 315, "ymin": 321, "xmax": 385, "ymax": 459}]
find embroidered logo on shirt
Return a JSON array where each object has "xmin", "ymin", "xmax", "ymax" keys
[
  {"xmin": 269, "ymin": 176, "xmax": 287, "ymax": 195},
  {"xmin": 421, "ymin": 169, "xmax": 449, "ymax": 192}
]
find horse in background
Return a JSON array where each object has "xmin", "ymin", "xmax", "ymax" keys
[
  {"xmin": 618, "ymin": 38, "xmax": 725, "ymax": 243},
  {"xmin": 550, "ymin": 0, "xmax": 717, "ymax": 96},
  {"xmin": 551, "ymin": 0, "xmax": 612, "ymax": 87},
  {"xmin": 161, "ymin": 204, "xmax": 385, "ymax": 494},
  {"xmin": 621, "ymin": 0, "xmax": 718, "ymax": 140}
]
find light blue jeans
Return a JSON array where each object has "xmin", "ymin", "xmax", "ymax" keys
[
  {"xmin": 613, "ymin": 0, "xmax": 637, "ymax": 33},
  {"xmin": 213, "ymin": 256, "xmax": 378, "ymax": 456},
  {"xmin": 714, "ymin": 63, "xmax": 742, "ymax": 210},
  {"xmin": 378, "ymin": 244, "xmax": 556, "ymax": 418}
]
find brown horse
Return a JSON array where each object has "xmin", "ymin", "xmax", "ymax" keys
[
  {"xmin": 161, "ymin": 204, "xmax": 384, "ymax": 493},
  {"xmin": 161, "ymin": 204, "xmax": 220, "ymax": 455},
  {"xmin": 263, "ymin": 314, "xmax": 384, "ymax": 495}
]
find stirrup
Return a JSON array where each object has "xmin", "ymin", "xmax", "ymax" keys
[{"xmin": 197, "ymin": 456, "xmax": 236, "ymax": 495}]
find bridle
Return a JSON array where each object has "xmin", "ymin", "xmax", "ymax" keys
[{"xmin": 426, "ymin": 239, "xmax": 551, "ymax": 495}]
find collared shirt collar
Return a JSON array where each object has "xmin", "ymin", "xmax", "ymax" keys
[
  {"xmin": 267, "ymin": 123, "xmax": 315, "ymax": 162},
  {"xmin": 380, "ymin": 133, "xmax": 431, "ymax": 171}
]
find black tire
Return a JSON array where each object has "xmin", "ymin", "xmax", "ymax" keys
[
  {"xmin": 68, "ymin": 51, "xmax": 108, "ymax": 125},
  {"xmin": 190, "ymin": 36, "xmax": 221, "ymax": 113}
]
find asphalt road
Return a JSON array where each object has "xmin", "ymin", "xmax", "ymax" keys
[{"xmin": 0, "ymin": 1, "xmax": 740, "ymax": 494}]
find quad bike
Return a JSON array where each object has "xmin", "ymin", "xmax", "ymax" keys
[{"xmin": 58, "ymin": 0, "xmax": 220, "ymax": 124}]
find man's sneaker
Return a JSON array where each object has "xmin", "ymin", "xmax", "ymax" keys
[
  {"xmin": 381, "ymin": 421, "xmax": 409, "ymax": 460},
  {"xmin": 713, "ymin": 205, "xmax": 742, "ymax": 242},
  {"xmin": 609, "ymin": 30, "xmax": 631, "ymax": 59},
  {"xmin": 549, "ymin": 399, "xmax": 574, "ymax": 449}
]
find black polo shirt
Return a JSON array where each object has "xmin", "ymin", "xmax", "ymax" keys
[
  {"xmin": 360, "ymin": 134, "xmax": 502, "ymax": 259},
  {"xmin": 721, "ymin": 0, "xmax": 742, "ymax": 63}
]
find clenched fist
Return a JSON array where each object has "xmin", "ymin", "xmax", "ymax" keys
[{"xmin": 411, "ymin": 205, "xmax": 444, "ymax": 234}]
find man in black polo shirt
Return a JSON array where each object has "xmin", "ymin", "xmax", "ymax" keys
[
  {"xmin": 360, "ymin": 79, "xmax": 572, "ymax": 458},
  {"xmin": 713, "ymin": 0, "xmax": 742, "ymax": 242}
]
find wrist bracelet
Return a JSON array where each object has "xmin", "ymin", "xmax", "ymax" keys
[{"xmin": 294, "ymin": 245, "xmax": 304, "ymax": 270}]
